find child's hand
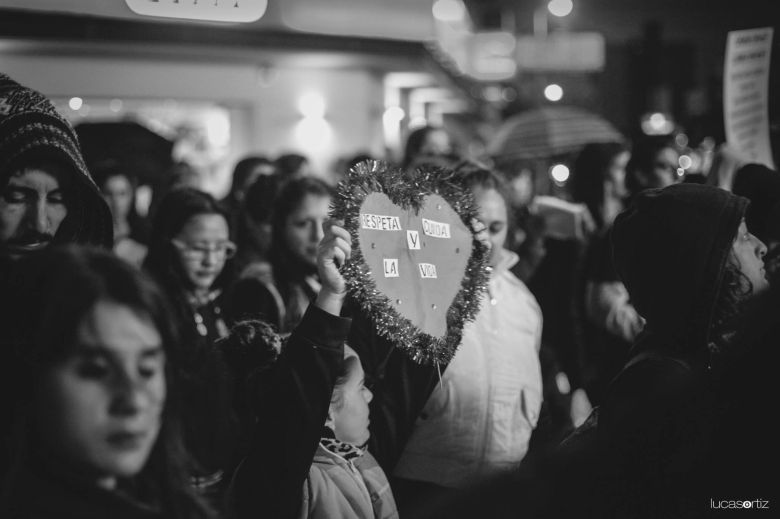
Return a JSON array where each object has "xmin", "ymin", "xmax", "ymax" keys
[{"xmin": 315, "ymin": 219, "xmax": 352, "ymax": 315}]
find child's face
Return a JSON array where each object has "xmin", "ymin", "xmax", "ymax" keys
[
  {"xmin": 34, "ymin": 300, "xmax": 166, "ymax": 487},
  {"xmin": 173, "ymin": 213, "xmax": 232, "ymax": 292},
  {"xmin": 330, "ymin": 354, "xmax": 373, "ymax": 446}
]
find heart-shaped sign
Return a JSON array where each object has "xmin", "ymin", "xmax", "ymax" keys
[{"xmin": 332, "ymin": 160, "xmax": 490, "ymax": 365}]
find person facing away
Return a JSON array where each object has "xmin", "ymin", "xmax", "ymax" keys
[
  {"xmin": 0, "ymin": 245, "xmax": 212, "ymax": 519},
  {"xmin": 596, "ymin": 183, "xmax": 769, "ymax": 517},
  {"xmin": 92, "ymin": 160, "xmax": 150, "ymax": 268},
  {"xmin": 228, "ymin": 176, "xmax": 333, "ymax": 335},
  {"xmin": 0, "ymin": 73, "xmax": 112, "ymax": 259},
  {"xmin": 222, "ymin": 155, "xmax": 277, "ymax": 238},
  {"xmin": 392, "ymin": 161, "xmax": 543, "ymax": 508},
  {"xmin": 400, "ymin": 125, "xmax": 457, "ymax": 172}
]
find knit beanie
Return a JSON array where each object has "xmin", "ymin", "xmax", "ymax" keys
[
  {"xmin": 0, "ymin": 73, "xmax": 112, "ymax": 248},
  {"xmin": 731, "ymin": 163, "xmax": 780, "ymax": 243},
  {"xmin": 611, "ymin": 184, "xmax": 748, "ymax": 353}
]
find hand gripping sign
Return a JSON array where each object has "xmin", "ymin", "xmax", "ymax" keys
[{"xmin": 331, "ymin": 160, "xmax": 490, "ymax": 365}]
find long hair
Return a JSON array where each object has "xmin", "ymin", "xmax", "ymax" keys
[
  {"xmin": 570, "ymin": 142, "xmax": 630, "ymax": 230},
  {"xmin": 226, "ymin": 156, "xmax": 275, "ymax": 205},
  {"xmin": 269, "ymin": 177, "xmax": 333, "ymax": 285},
  {"xmin": 1, "ymin": 245, "xmax": 212, "ymax": 518},
  {"xmin": 144, "ymin": 187, "xmax": 233, "ymax": 296}
]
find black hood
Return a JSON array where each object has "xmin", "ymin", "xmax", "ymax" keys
[{"xmin": 612, "ymin": 184, "xmax": 748, "ymax": 359}]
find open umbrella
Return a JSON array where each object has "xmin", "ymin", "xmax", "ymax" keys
[
  {"xmin": 487, "ymin": 106, "xmax": 625, "ymax": 161},
  {"xmin": 75, "ymin": 121, "xmax": 174, "ymax": 185}
]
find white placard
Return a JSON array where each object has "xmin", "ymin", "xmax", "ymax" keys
[
  {"xmin": 418, "ymin": 263, "xmax": 438, "ymax": 279},
  {"xmin": 383, "ymin": 258, "xmax": 399, "ymax": 278},
  {"xmin": 125, "ymin": 0, "xmax": 268, "ymax": 23},
  {"xmin": 724, "ymin": 27, "xmax": 775, "ymax": 169},
  {"xmin": 361, "ymin": 213, "xmax": 402, "ymax": 231},
  {"xmin": 421, "ymin": 218, "xmax": 451, "ymax": 238},
  {"xmin": 406, "ymin": 230, "xmax": 421, "ymax": 250}
]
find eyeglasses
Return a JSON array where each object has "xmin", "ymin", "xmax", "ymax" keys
[{"xmin": 172, "ymin": 239, "xmax": 237, "ymax": 260}]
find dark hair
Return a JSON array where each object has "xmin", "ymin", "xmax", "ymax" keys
[
  {"xmin": 1, "ymin": 246, "xmax": 211, "ymax": 518},
  {"xmin": 626, "ymin": 135, "xmax": 676, "ymax": 194},
  {"xmin": 402, "ymin": 125, "xmax": 455, "ymax": 170},
  {"xmin": 144, "ymin": 187, "xmax": 232, "ymax": 294},
  {"xmin": 275, "ymin": 153, "xmax": 309, "ymax": 179},
  {"xmin": 269, "ymin": 176, "xmax": 334, "ymax": 280},
  {"xmin": 227, "ymin": 156, "xmax": 275, "ymax": 203},
  {"xmin": 216, "ymin": 319, "xmax": 280, "ymax": 443},
  {"xmin": 570, "ymin": 142, "xmax": 630, "ymax": 230},
  {"xmin": 234, "ymin": 174, "xmax": 284, "ymax": 265}
]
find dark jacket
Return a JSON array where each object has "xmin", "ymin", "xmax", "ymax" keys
[
  {"xmin": 597, "ymin": 184, "xmax": 749, "ymax": 517},
  {"xmin": 228, "ymin": 304, "xmax": 350, "ymax": 519}
]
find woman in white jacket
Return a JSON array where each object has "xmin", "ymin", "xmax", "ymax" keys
[{"xmin": 393, "ymin": 161, "xmax": 543, "ymax": 509}]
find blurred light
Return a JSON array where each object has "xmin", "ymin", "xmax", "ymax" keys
[
  {"xmin": 295, "ymin": 118, "xmax": 331, "ymax": 151},
  {"xmin": 501, "ymin": 87, "xmax": 517, "ymax": 102},
  {"xmin": 678, "ymin": 154, "xmax": 693, "ymax": 170},
  {"xmin": 548, "ymin": 0, "xmax": 573, "ymax": 17},
  {"xmin": 68, "ymin": 97, "xmax": 83, "ymax": 110},
  {"xmin": 432, "ymin": 0, "xmax": 465, "ymax": 22},
  {"xmin": 383, "ymin": 106, "xmax": 405, "ymax": 124},
  {"xmin": 410, "ymin": 117, "xmax": 428, "ymax": 128},
  {"xmin": 298, "ymin": 92, "xmax": 326, "ymax": 119},
  {"xmin": 677, "ymin": 168, "xmax": 685, "ymax": 177},
  {"xmin": 674, "ymin": 133, "xmax": 689, "ymax": 148},
  {"xmin": 109, "ymin": 99, "xmax": 123, "ymax": 113},
  {"xmin": 641, "ymin": 112, "xmax": 675, "ymax": 135},
  {"xmin": 544, "ymin": 84, "xmax": 564, "ymax": 102},
  {"xmin": 205, "ymin": 111, "xmax": 231, "ymax": 148},
  {"xmin": 483, "ymin": 85, "xmax": 503, "ymax": 103},
  {"xmin": 550, "ymin": 164, "xmax": 570, "ymax": 183}
]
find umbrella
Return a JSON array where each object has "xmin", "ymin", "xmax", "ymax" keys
[
  {"xmin": 487, "ymin": 106, "xmax": 625, "ymax": 161},
  {"xmin": 75, "ymin": 121, "xmax": 174, "ymax": 185}
]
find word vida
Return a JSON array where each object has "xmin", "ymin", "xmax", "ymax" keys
[
  {"xmin": 710, "ymin": 498, "xmax": 770, "ymax": 509},
  {"xmin": 381, "ymin": 259, "xmax": 439, "ymax": 279}
]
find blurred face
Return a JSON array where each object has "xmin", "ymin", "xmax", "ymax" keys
[
  {"xmin": 508, "ymin": 170, "xmax": 534, "ymax": 208},
  {"xmin": 607, "ymin": 151, "xmax": 631, "ymax": 198},
  {"xmin": 284, "ymin": 194, "xmax": 330, "ymax": 268},
  {"xmin": 473, "ymin": 186, "xmax": 508, "ymax": 268},
  {"xmin": 420, "ymin": 129, "xmax": 452, "ymax": 158},
  {"xmin": 102, "ymin": 175, "xmax": 133, "ymax": 223},
  {"xmin": 173, "ymin": 213, "xmax": 232, "ymax": 293},
  {"xmin": 35, "ymin": 300, "xmax": 165, "ymax": 488},
  {"xmin": 650, "ymin": 147, "xmax": 680, "ymax": 188},
  {"xmin": 0, "ymin": 165, "xmax": 69, "ymax": 255},
  {"xmin": 330, "ymin": 354, "xmax": 372, "ymax": 446},
  {"xmin": 731, "ymin": 220, "xmax": 769, "ymax": 294}
]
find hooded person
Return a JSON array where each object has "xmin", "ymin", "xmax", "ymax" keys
[
  {"xmin": 0, "ymin": 72, "xmax": 112, "ymax": 258},
  {"xmin": 595, "ymin": 183, "xmax": 768, "ymax": 517}
]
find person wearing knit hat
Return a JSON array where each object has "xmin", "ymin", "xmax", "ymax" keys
[
  {"xmin": 594, "ymin": 183, "xmax": 768, "ymax": 517},
  {"xmin": 0, "ymin": 73, "xmax": 112, "ymax": 257}
]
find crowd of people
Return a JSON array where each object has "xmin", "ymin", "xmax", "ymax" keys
[{"xmin": 1, "ymin": 69, "xmax": 778, "ymax": 519}]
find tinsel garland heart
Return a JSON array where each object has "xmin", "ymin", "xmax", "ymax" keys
[{"xmin": 331, "ymin": 160, "xmax": 490, "ymax": 365}]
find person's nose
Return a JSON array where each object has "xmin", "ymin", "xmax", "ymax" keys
[
  {"xmin": 754, "ymin": 234, "xmax": 768, "ymax": 259},
  {"xmin": 313, "ymin": 220, "xmax": 325, "ymax": 243},
  {"xmin": 109, "ymin": 372, "xmax": 147, "ymax": 417},
  {"xmin": 27, "ymin": 199, "xmax": 50, "ymax": 235},
  {"xmin": 364, "ymin": 387, "xmax": 373, "ymax": 403},
  {"xmin": 201, "ymin": 249, "xmax": 220, "ymax": 267}
]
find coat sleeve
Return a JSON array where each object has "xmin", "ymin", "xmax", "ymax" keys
[
  {"xmin": 346, "ymin": 301, "xmax": 444, "ymax": 473},
  {"xmin": 227, "ymin": 304, "xmax": 350, "ymax": 519}
]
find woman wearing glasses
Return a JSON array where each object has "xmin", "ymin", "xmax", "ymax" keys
[{"xmin": 143, "ymin": 187, "xmax": 238, "ymax": 511}]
